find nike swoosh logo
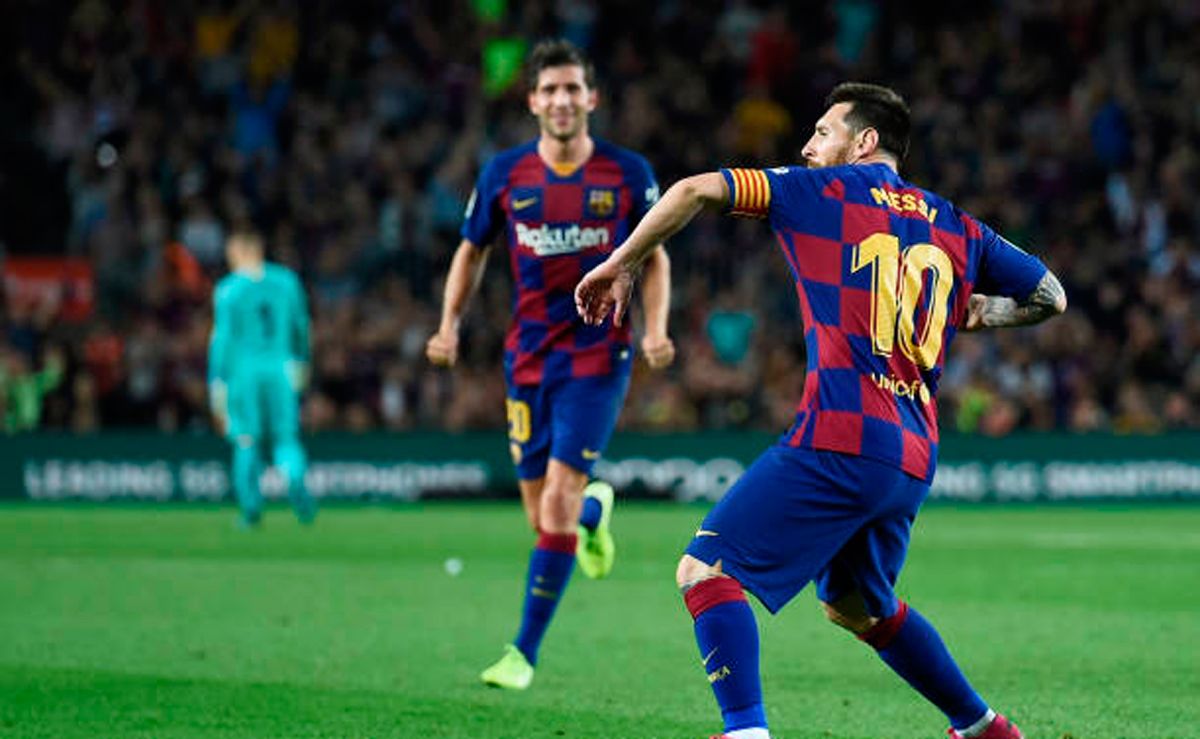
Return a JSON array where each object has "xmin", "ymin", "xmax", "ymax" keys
[
  {"xmin": 695, "ymin": 530, "xmax": 719, "ymax": 537},
  {"xmin": 581, "ymin": 449, "xmax": 601, "ymax": 460},
  {"xmin": 702, "ymin": 647, "xmax": 718, "ymax": 666},
  {"xmin": 512, "ymin": 197, "xmax": 538, "ymax": 209}
]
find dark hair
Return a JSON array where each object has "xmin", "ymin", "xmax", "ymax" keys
[
  {"xmin": 826, "ymin": 82, "xmax": 911, "ymax": 161},
  {"xmin": 526, "ymin": 39, "xmax": 596, "ymax": 91}
]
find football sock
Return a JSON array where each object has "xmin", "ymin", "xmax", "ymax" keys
[
  {"xmin": 726, "ymin": 729, "xmax": 771, "ymax": 739},
  {"xmin": 578, "ymin": 495, "xmax": 602, "ymax": 531},
  {"xmin": 513, "ymin": 531, "xmax": 577, "ymax": 666},
  {"xmin": 685, "ymin": 577, "xmax": 767, "ymax": 732},
  {"xmin": 274, "ymin": 438, "xmax": 314, "ymax": 522},
  {"xmin": 232, "ymin": 441, "xmax": 262, "ymax": 522},
  {"xmin": 859, "ymin": 601, "xmax": 989, "ymax": 730},
  {"xmin": 958, "ymin": 708, "xmax": 997, "ymax": 737}
]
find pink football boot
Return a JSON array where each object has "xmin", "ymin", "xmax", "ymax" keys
[{"xmin": 947, "ymin": 714, "xmax": 1024, "ymax": 739}]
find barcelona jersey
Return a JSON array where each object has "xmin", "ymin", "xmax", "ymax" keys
[
  {"xmin": 722, "ymin": 163, "xmax": 1047, "ymax": 481},
  {"xmin": 462, "ymin": 139, "xmax": 659, "ymax": 385}
]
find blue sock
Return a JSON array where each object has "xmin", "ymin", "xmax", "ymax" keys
[
  {"xmin": 578, "ymin": 496, "xmax": 602, "ymax": 531},
  {"xmin": 685, "ymin": 577, "xmax": 767, "ymax": 732},
  {"xmin": 274, "ymin": 438, "xmax": 314, "ymax": 523},
  {"xmin": 232, "ymin": 441, "xmax": 262, "ymax": 523},
  {"xmin": 861, "ymin": 602, "xmax": 988, "ymax": 730},
  {"xmin": 513, "ymin": 531, "xmax": 577, "ymax": 666}
]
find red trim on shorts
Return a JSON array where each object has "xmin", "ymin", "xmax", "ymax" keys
[
  {"xmin": 684, "ymin": 577, "xmax": 747, "ymax": 619},
  {"xmin": 858, "ymin": 600, "xmax": 910, "ymax": 649},
  {"xmin": 536, "ymin": 531, "xmax": 578, "ymax": 554}
]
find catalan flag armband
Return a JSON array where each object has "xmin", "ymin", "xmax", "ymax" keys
[{"xmin": 725, "ymin": 168, "xmax": 771, "ymax": 219}]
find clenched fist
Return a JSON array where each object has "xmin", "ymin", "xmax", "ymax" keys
[
  {"xmin": 641, "ymin": 333, "xmax": 676, "ymax": 369},
  {"xmin": 426, "ymin": 330, "xmax": 459, "ymax": 367}
]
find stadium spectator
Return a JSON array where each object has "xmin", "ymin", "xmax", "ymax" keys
[
  {"xmin": 1, "ymin": 1, "xmax": 1195, "ymax": 437},
  {"xmin": 0, "ymin": 343, "xmax": 65, "ymax": 434}
]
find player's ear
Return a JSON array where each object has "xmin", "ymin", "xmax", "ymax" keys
[
  {"xmin": 527, "ymin": 89, "xmax": 539, "ymax": 115},
  {"xmin": 586, "ymin": 87, "xmax": 598, "ymax": 113},
  {"xmin": 857, "ymin": 127, "xmax": 879, "ymax": 157}
]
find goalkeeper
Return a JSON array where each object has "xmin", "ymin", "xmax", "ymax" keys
[{"xmin": 208, "ymin": 230, "xmax": 315, "ymax": 527}]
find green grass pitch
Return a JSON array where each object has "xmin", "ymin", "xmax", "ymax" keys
[{"xmin": 1, "ymin": 502, "xmax": 1198, "ymax": 738}]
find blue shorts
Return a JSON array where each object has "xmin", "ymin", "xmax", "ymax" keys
[
  {"xmin": 504, "ymin": 351, "xmax": 633, "ymax": 480},
  {"xmin": 227, "ymin": 364, "xmax": 300, "ymax": 443},
  {"xmin": 685, "ymin": 445, "xmax": 929, "ymax": 616}
]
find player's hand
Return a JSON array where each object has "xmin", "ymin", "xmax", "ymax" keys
[
  {"xmin": 641, "ymin": 333, "xmax": 676, "ymax": 369},
  {"xmin": 208, "ymin": 380, "xmax": 228, "ymax": 436},
  {"xmin": 962, "ymin": 294, "xmax": 989, "ymax": 332},
  {"xmin": 576, "ymin": 260, "xmax": 635, "ymax": 327},
  {"xmin": 425, "ymin": 329, "xmax": 459, "ymax": 367},
  {"xmin": 212, "ymin": 412, "xmax": 227, "ymax": 438},
  {"xmin": 287, "ymin": 360, "xmax": 310, "ymax": 392}
]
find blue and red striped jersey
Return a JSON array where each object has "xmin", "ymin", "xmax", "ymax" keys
[
  {"xmin": 463, "ymin": 139, "xmax": 659, "ymax": 385},
  {"xmin": 721, "ymin": 163, "xmax": 1047, "ymax": 481}
]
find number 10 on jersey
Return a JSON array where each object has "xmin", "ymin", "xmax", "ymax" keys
[{"xmin": 851, "ymin": 233, "xmax": 954, "ymax": 370}]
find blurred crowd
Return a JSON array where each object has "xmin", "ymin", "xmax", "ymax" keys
[{"xmin": 1, "ymin": 0, "xmax": 1197, "ymax": 435}]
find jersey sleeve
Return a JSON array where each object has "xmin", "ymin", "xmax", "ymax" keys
[
  {"xmin": 460, "ymin": 159, "xmax": 506, "ymax": 248},
  {"xmin": 974, "ymin": 221, "xmax": 1048, "ymax": 300},
  {"xmin": 626, "ymin": 154, "xmax": 661, "ymax": 222},
  {"xmin": 207, "ymin": 281, "xmax": 234, "ymax": 386},
  {"xmin": 720, "ymin": 167, "xmax": 772, "ymax": 219},
  {"xmin": 720, "ymin": 166, "xmax": 827, "ymax": 222}
]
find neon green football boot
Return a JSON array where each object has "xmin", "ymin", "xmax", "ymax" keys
[
  {"xmin": 480, "ymin": 644, "xmax": 534, "ymax": 690},
  {"xmin": 576, "ymin": 480, "xmax": 616, "ymax": 579}
]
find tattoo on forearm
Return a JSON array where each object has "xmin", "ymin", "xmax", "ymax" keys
[{"xmin": 981, "ymin": 272, "xmax": 1066, "ymax": 328}]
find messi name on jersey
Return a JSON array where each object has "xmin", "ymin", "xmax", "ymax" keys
[{"xmin": 515, "ymin": 223, "xmax": 611, "ymax": 256}]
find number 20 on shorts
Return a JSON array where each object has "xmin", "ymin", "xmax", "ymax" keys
[
  {"xmin": 506, "ymin": 398, "xmax": 531, "ymax": 443},
  {"xmin": 851, "ymin": 232, "xmax": 954, "ymax": 370},
  {"xmin": 506, "ymin": 398, "xmax": 531, "ymax": 464}
]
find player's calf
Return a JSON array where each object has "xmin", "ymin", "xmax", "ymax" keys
[
  {"xmin": 844, "ymin": 598, "xmax": 998, "ymax": 737},
  {"xmin": 273, "ymin": 438, "xmax": 314, "ymax": 524},
  {"xmin": 506, "ymin": 530, "xmax": 577, "ymax": 674},
  {"xmin": 231, "ymin": 437, "xmax": 263, "ymax": 527},
  {"xmin": 678, "ymin": 556, "xmax": 768, "ymax": 737}
]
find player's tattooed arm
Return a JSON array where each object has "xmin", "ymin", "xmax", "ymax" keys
[{"xmin": 963, "ymin": 270, "xmax": 1067, "ymax": 331}]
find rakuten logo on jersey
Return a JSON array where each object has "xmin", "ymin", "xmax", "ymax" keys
[{"xmin": 515, "ymin": 223, "xmax": 610, "ymax": 255}]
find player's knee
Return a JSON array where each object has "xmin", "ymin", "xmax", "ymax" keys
[
  {"xmin": 537, "ymin": 483, "xmax": 577, "ymax": 533},
  {"xmin": 820, "ymin": 599, "xmax": 878, "ymax": 635},
  {"xmin": 675, "ymin": 555, "xmax": 722, "ymax": 592}
]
